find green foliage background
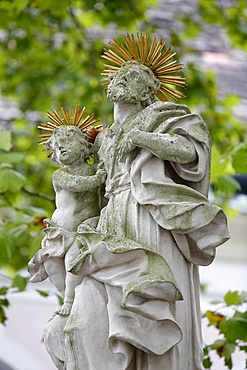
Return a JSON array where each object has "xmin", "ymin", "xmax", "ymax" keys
[
  {"xmin": 0, "ymin": 1, "xmax": 247, "ymax": 366},
  {"xmin": 0, "ymin": 0, "xmax": 157, "ymax": 274}
]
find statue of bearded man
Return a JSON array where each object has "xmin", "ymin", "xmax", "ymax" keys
[{"xmin": 43, "ymin": 60, "xmax": 229, "ymax": 370}]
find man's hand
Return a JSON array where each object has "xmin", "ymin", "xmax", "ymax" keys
[{"xmin": 118, "ymin": 129, "xmax": 139, "ymax": 160}]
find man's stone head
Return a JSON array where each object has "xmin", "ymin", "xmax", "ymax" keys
[{"xmin": 106, "ymin": 61, "xmax": 160, "ymax": 107}]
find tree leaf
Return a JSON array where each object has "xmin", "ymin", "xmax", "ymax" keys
[
  {"xmin": 224, "ymin": 354, "xmax": 233, "ymax": 369},
  {"xmin": 9, "ymin": 224, "xmax": 30, "ymax": 247},
  {"xmin": 211, "ymin": 339, "xmax": 226, "ymax": 350},
  {"xmin": 0, "ymin": 152, "xmax": 25, "ymax": 163},
  {"xmin": 0, "ymin": 286, "xmax": 9, "ymax": 295},
  {"xmin": 0, "ymin": 233, "xmax": 11, "ymax": 263},
  {"xmin": 0, "ymin": 131, "xmax": 12, "ymax": 151},
  {"xmin": 203, "ymin": 346, "xmax": 209, "ymax": 356},
  {"xmin": 0, "ymin": 167, "xmax": 26, "ymax": 192},
  {"xmin": 13, "ymin": 0, "xmax": 29, "ymax": 12},
  {"xmin": 12, "ymin": 275, "xmax": 28, "ymax": 292},
  {"xmin": 224, "ymin": 291, "xmax": 245, "ymax": 306},
  {"xmin": 239, "ymin": 345, "xmax": 247, "ymax": 352},
  {"xmin": 0, "ymin": 306, "xmax": 8, "ymax": 325},
  {"xmin": 56, "ymin": 294, "xmax": 64, "ymax": 306},
  {"xmin": 210, "ymin": 145, "xmax": 229, "ymax": 183},
  {"xmin": 0, "ymin": 298, "xmax": 10, "ymax": 308},
  {"xmin": 231, "ymin": 142, "xmax": 247, "ymax": 173},
  {"xmin": 36, "ymin": 289, "xmax": 49, "ymax": 297},
  {"xmin": 22, "ymin": 206, "xmax": 47, "ymax": 217},
  {"xmin": 203, "ymin": 356, "xmax": 212, "ymax": 369},
  {"xmin": 217, "ymin": 175, "xmax": 240, "ymax": 196},
  {"xmin": 220, "ymin": 311, "xmax": 247, "ymax": 342},
  {"xmin": 222, "ymin": 342, "xmax": 235, "ymax": 358},
  {"xmin": 204, "ymin": 310, "xmax": 226, "ymax": 328}
]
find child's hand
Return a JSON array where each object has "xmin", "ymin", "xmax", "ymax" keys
[{"xmin": 96, "ymin": 168, "xmax": 106, "ymax": 183}]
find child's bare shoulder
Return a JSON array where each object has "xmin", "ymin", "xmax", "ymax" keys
[{"xmin": 52, "ymin": 168, "xmax": 65, "ymax": 185}]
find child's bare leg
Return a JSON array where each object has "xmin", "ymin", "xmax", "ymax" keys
[
  {"xmin": 56, "ymin": 239, "xmax": 82, "ymax": 316},
  {"xmin": 56, "ymin": 272, "xmax": 83, "ymax": 316}
]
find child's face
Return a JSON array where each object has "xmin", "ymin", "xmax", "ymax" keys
[{"xmin": 51, "ymin": 127, "xmax": 84, "ymax": 165}]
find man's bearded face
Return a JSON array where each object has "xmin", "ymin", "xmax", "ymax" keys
[{"xmin": 106, "ymin": 65, "xmax": 148, "ymax": 103}]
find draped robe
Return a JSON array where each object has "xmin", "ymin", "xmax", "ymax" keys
[{"xmin": 43, "ymin": 101, "xmax": 229, "ymax": 370}]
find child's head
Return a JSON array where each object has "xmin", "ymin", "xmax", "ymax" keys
[{"xmin": 46, "ymin": 126, "xmax": 92, "ymax": 165}]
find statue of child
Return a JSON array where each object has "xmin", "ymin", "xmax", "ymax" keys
[{"xmin": 28, "ymin": 122, "xmax": 105, "ymax": 316}]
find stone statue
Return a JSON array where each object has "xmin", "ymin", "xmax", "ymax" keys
[
  {"xmin": 28, "ymin": 34, "xmax": 230, "ymax": 370},
  {"xmin": 28, "ymin": 106, "xmax": 105, "ymax": 316}
]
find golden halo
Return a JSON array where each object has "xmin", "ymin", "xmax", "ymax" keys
[
  {"xmin": 38, "ymin": 105, "xmax": 100, "ymax": 147},
  {"xmin": 101, "ymin": 33, "xmax": 186, "ymax": 102}
]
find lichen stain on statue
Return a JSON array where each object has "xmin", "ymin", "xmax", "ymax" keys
[
  {"xmin": 28, "ymin": 107, "xmax": 105, "ymax": 316},
  {"xmin": 28, "ymin": 34, "xmax": 230, "ymax": 370}
]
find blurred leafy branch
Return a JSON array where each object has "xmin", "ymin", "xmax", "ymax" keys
[
  {"xmin": 0, "ymin": 274, "xmax": 28, "ymax": 325},
  {"xmin": 203, "ymin": 291, "xmax": 247, "ymax": 369},
  {"xmin": 171, "ymin": 0, "xmax": 247, "ymax": 213}
]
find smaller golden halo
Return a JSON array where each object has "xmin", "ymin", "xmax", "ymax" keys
[
  {"xmin": 38, "ymin": 105, "xmax": 100, "ymax": 149},
  {"xmin": 101, "ymin": 33, "xmax": 187, "ymax": 102}
]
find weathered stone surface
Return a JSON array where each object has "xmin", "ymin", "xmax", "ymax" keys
[
  {"xmin": 28, "ymin": 125, "xmax": 105, "ymax": 316},
  {"xmin": 29, "ymin": 59, "xmax": 229, "ymax": 369}
]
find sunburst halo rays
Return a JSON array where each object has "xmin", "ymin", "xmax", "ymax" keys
[
  {"xmin": 38, "ymin": 105, "xmax": 99, "ymax": 146},
  {"xmin": 101, "ymin": 33, "xmax": 186, "ymax": 102}
]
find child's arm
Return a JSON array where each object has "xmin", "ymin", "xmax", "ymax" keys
[{"xmin": 53, "ymin": 168, "xmax": 106, "ymax": 192}]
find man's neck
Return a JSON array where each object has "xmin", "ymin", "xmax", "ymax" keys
[{"xmin": 113, "ymin": 102, "xmax": 143, "ymax": 124}]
